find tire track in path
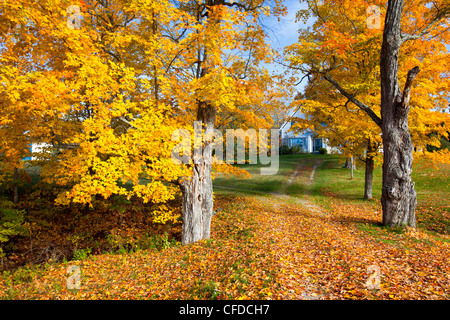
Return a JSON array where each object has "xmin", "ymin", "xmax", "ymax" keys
[
  {"xmin": 264, "ymin": 158, "xmax": 329, "ymax": 299},
  {"xmin": 272, "ymin": 158, "xmax": 327, "ymax": 218}
]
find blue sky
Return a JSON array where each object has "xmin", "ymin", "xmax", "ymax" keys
[
  {"xmin": 262, "ymin": 1, "xmax": 449, "ymax": 98},
  {"xmin": 263, "ymin": 0, "xmax": 315, "ymax": 93},
  {"xmin": 265, "ymin": 0, "xmax": 311, "ymax": 54}
]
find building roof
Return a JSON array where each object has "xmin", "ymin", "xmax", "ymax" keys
[{"xmin": 279, "ymin": 105, "xmax": 302, "ymax": 131}]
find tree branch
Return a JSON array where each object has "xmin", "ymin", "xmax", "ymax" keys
[
  {"xmin": 401, "ymin": 66, "xmax": 420, "ymax": 110},
  {"xmin": 58, "ymin": 143, "xmax": 81, "ymax": 149},
  {"xmin": 322, "ymin": 73, "xmax": 382, "ymax": 128},
  {"xmin": 117, "ymin": 116, "xmax": 137, "ymax": 130},
  {"xmin": 222, "ymin": 1, "xmax": 263, "ymax": 12},
  {"xmin": 344, "ymin": 99, "xmax": 359, "ymax": 113},
  {"xmin": 401, "ymin": 5, "xmax": 450, "ymax": 43}
]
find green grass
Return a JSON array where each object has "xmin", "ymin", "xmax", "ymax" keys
[
  {"xmin": 315, "ymin": 158, "xmax": 380, "ymax": 198},
  {"xmin": 213, "ymin": 153, "xmax": 333, "ymax": 196},
  {"xmin": 213, "ymin": 153, "xmax": 450, "ymax": 235},
  {"xmin": 213, "ymin": 153, "xmax": 377, "ymax": 204},
  {"xmin": 411, "ymin": 160, "xmax": 450, "ymax": 234}
]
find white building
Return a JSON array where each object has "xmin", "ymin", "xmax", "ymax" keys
[{"xmin": 279, "ymin": 107, "xmax": 334, "ymax": 154}]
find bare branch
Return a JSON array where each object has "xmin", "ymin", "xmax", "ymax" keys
[
  {"xmin": 58, "ymin": 143, "xmax": 81, "ymax": 149},
  {"xmin": 117, "ymin": 116, "xmax": 137, "ymax": 130},
  {"xmin": 222, "ymin": 1, "xmax": 263, "ymax": 12},
  {"xmin": 344, "ymin": 99, "xmax": 359, "ymax": 113},
  {"xmin": 295, "ymin": 73, "xmax": 311, "ymax": 86},
  {"xmin": 401, "ymin": 6, "xmax": 450, "ymax": 43},
  {"xmin": 401, "ymin": 66, "xmax": 420, "ymax": 110},
  {"xmin": 322, "ymin": 73, "xmax": 382, "ymax": 127}
]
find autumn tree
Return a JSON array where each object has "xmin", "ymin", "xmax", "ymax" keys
[
  {"xmin": 1, "ymin": 0, "xmax": 288, "ymax": 244},
  {"xmin": 1, "ymin": 0, "xmax": 179, "ymax": 209},
  {"xmin": 378, "ymin": 0, "xmax": 449, "ymax": 227},
  {"xmin": 289, "ymin": 87, "xmax": 382, "ymax": 199},
  {"xmin": 285, "ymin": 0, "xmax": 450, "ymax": 227},
  {"xmin": 161, "ymin": 0, "xmax": 288, "ymax": 244}
]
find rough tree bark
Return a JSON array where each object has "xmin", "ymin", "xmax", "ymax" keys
[
  {"xmin": 179, "ymin": 0, "xmax": 220, "ymax": 245},
  {"xmin": 180, "ymin": 104, "xmax": 216, "ymax": 245},
  {"xmin": 380, "ymin": 0, "xmax": 418, "ymax": 227}
]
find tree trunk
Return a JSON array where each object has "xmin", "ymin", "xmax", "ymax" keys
[
  {"xmin": 364, "ymin": 153, "xmax": 374, "ymax": 200},
  {"xmin": 343, "ymin": 157, "xmax": 356, "ymax": 169},
  {"xmin": 13, "ymin": 167, "xmax": 19, "ymax": 203},
  {"xmin": 180, "ymin": 167, "xmax": 205, "ymax": 245},
  {"xmin": 350, "ymin": 156, "xmax": 354, "ymax": 179},
  {"xmin": 198, "ymin": 104, "xmax": 215, "ymax": 240},
  {"xmin": 180, "ymin": 104, "xmax": 216, "ymax": 245},
  {"xmin": 179, "ymin": 1, "xmax": 225, "ymax": 245},
  {"xmin": 380, "ymin": 0, "xmax": 417, "ymax": 228}
]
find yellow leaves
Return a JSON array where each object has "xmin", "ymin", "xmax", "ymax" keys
[
  {"xmin": 151, "ymin": 205, "xmax": 180, "ymax": 224},
  {"xmin": 2, "ymin": 178, "xmax": 450, "ymax": 300},
  {"xmin": 417, "ymin": 149, "xmax": 450, "ymax": 168},
  {"xmin": 285, "ymin": 0, "xmax": 449, "ymax": 163},
  {"xmin": 0, "ymin": 0, "xmax": 289, "ymax": 226}
]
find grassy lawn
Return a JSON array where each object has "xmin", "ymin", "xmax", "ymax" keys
[
  {"xmin": 214, "ymin": 153, "xmax": 450, "ymax": 235},
  {"xmin": 214, "ymin": 153, "xmax": 378, "ymax": 200},
  {"xmin": 213, "ymin": 153, "xmax": 331, "ymax": 195}
]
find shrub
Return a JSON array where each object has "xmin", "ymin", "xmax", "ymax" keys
[
  {"xmin": 73, "ymin": 247, "xmax": 91, "ymax": 261},
  {"xmin": 137, "ymin": 232, "xmax": 176, "ymax": 251},
  {"xmin": 106, "ymin": 228, "xmax": 177, "ymax": 254},
  {"xmin": 291, "ymin": 145, "xmax": 303, "ymax": 154},
  {"xmin": 318, "ymin": 147, "xmax": 328, "ymax": 154},
  {"xmin": 0, "ymin": 199, "xmax": 26, "ymax": 262},
  {"xmin": 279, "ymin": 145, "xmax": 293, "ymax": 155}
]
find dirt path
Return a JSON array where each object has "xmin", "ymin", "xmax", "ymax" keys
[
  {"xmin": 215, "ymin": 157, "xmax": 328, "ymax": 219},
  {"xmin": 218, "ymin": 158, "xmax": 334, "ymax": 299},
  {"xmin": 272, "ymin": 158, "xmax": 328, "ymax": 217},
  {"xmin": 287, "ymin": 163, "xmax": 303, "ymax": 184},
  {"xmin": 308, "ymin": 160, "xmax": 320, "ymax": 186},
  {"xmin": 262, "ymin": 158, "xmax": 330, "ymax": 299}
]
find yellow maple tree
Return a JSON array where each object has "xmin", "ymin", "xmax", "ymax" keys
[
  {"xmin": 1, "ymin": 0, "xmax": 290, "ymax": 243},
  {"xmin": 285, "ymin": 0, "xmax": 449, "ymax": 226}
]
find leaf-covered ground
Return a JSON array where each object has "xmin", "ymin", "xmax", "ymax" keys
[{"xmin": 1, "ymin": 155, "xmax": 449, "ymax": 299}]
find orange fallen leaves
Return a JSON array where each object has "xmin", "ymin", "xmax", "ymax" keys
[{"xmin": 1, "ymin": 194, "xmax": 449, "ymax": 300}]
